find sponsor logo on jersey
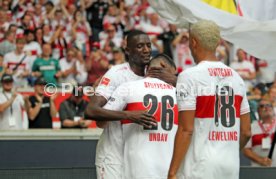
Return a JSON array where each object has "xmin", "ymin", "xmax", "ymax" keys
[{"xmin": 100, "ymin": 77, "xmax": 110, "ymax": 86}]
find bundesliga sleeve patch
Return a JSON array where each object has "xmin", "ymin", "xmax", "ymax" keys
[{"xmin": 100, "ymin": 77, "xmax": 111, "ymax": 86}]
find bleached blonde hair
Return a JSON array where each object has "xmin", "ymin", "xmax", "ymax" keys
[{"xmin": 190, "ymin": 20, "xmax": 220, "ymax": 51}]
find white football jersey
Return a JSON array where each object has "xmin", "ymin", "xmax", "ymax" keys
[
  {"xmin": 95, "ymin": 63, "xmax": 143, "ymax": 166},
  {"xmin": 3, "ymin": 51, "xmax": 32, "ymax": 87},
  {"xmin": 245, "ymin": 120, "xmax": 276, "ymax": 166},
  {"xmin": 104, "ymin": 77, "xmax": 178, "ymax": 179},
  {"xmin": 176, "ymin": 61, "xmax": 250, "ymax": 179}
]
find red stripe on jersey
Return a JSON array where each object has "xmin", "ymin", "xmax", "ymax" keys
[
  {"xmin": 252, "ymin": 133, "xmax": 274, "ymax": 147},
  {"xmin": 195, "ymin": 95, "xmax": 243, "ymax": 118},
  {"xmin": 121, "ymin": 102, "xmax": 178, "ymax": 125}
]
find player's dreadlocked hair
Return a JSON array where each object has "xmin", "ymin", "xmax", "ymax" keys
[{"xmin": 151, "ymin": 53, "xmax": 176, "ymax": 69}]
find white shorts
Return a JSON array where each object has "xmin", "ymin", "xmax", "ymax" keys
[{"xmin": 96, "ymin": 163, "xmax": 122, "ymax": 179}]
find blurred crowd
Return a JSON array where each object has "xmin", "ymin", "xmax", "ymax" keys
[
  {"xmin": 0, "ymin": 0, "xmax": 276, "ymax": 167},
  {"xmin": 0, "ymin": 1, "xmax": 275, "ymax": 124}
]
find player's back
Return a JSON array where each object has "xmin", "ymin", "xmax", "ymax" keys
[
  {"xmin": 177, "ymin": 61, "xmax": 250, "ymax": 179},
  {"xmin": 121, "ymin": 77, "xmax": 178, "ymax": 179}
]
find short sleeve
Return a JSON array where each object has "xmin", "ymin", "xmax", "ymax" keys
[
  {"xmin": 95, "ymin": 67, "xmax": 119, "ymax": 100},
  {"xmin": 103, "ymin": 84, "xmax": 129, "ymax": 111},
  {"xmin": 176, "ymin": 71, "xmax": 197, "ymax": 111}
]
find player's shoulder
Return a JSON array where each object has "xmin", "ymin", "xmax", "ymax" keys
[
  {"xmin": 117, "ymin": 78, "xmax": 144, "ymax": 88},
  {"xmin": 177, "ymin": 67, "xmax": 196, "ymax": 79},
  {"xmin": 109, "ymin": 63, "xmax": 131, "ymax": 73}
]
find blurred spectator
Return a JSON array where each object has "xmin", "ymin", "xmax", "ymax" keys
[
  {"xmin": 86, "ymin": 0, "xmax": 109, "ymax": 41},
  {"xmin": 8, "ymin": 24, "xmax": 20, "ymax": 36},
  {"xmin": 0, "ymin": 31, "xmax": 16, "ymax": 55},
  {"xmin": 51, "ymin": 25, "xmax": 70, "ymax": 59},
  {"xmin": 155, "ymin": 24, "xmax": 178, "ymax": 58},
  {"xmin": 71, "ymin": 9, "xmax": 91, "ymax": 57},
  {"xmin": 100, "ymin": 24, "xmax": 122, "ymax": 59},
  {"xmin": 247, "ymin": 83, "xmax": 268, "ymax": 122},
  {"xmin": 61, "ymin": 1, "xmax": 77, "ymax": 21},
  {"xmin": 0, "ymin": 54, "xmax": 6, "ymax": 79},
  {"xmin": 35, "ymin": 27, "xmax": 44, "ymax": 46},
  {"xmin": 109, "ymin": 47, "xmax": 125, "ymax": 67},
  {"xmin": 19, "ymin": 13, "xmax": 35, "ymax": 31},
  {"xmin": 86, "ymin": 42, "xmax": 109, "ymax": 85},
  {"xmin": 27, "ymin": 77, "xmax": 57, "ymax": 128},
  {"xmin": 171, "ymin": 31, "xmax": 194, "ymax": 73},
  {"xmin": 230, "ymin": 48, "xmax": 256, "ymax": 91},
  {"xmin": 0, "ymin": 74, "xmax": 26, "ymax": 130},
  {"xmin": 59, "ymin": 48, "xmax": 87, "ymax": 85},
  {"xmin": 267, "ymin": 86, "xmax": 276, "ymax": 112},
  {"xmin": 3, "ymin": 38, "xmax": 31, "ymax": 87},
  {"xmin": 256, "ymin": 58, "xmax": 274, "ymax": 86},
  {"xmin": 33, "ymin": 3, "xmax": 45, "ymax": 28},
  {"xmin": 48, "ymin": 6, "xmax": 66, "ymax": 30},
  {"xmin": 59, "ymin": 87, "xmax": 92, "ymax": 128},
  {"xmin": 216, "ymin": 39, "xmax": 230, "ymax": 65},
  {"xmin": 42, "ymin": 24, "xmax": 53, "ymax": 43},
  {"xmin": 139, "ymin": 12, "xmax": 164, "ymax": 56},
  {"xmin": 32, "ymin": 43, "xmax": 62, "ymax": 85},
  {"xmin": 45, "ymin": 1, "xmax": 55, "ymax": 16},
  {"xmin": 24, "ymin": 30, "xmax": 42, "ymax": 67},
  {"xmin": 243, "ymin": 98, "xmax": 276, "ymax": 167},
  {"xmin": 103, "ymin": 4, "xmax": 125, "ymax": 36},
  {"xmin": 0, "ymin": 8, "xmax": 10, "ymax": 42}
]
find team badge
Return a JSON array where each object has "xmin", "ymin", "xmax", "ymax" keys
[{"xmin": 100, "ymin": 77, "xmax": 110, "ymax": 86}]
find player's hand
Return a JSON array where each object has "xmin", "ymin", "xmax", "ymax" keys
[
  {"xmin": 147, "ymin": 66, "xmax": 177, "ymax": 87},
  {"xmin": 259, "ymin": 157, "xmax": 272, "ymax": 167},
  {"xmin": 125, "ymin": 111, "xmax": 157, "ymax": 128}
]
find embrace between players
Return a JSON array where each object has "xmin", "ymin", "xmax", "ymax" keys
[{"xmin": 85, "ymin": 20, "xmax": 251, "ymax": 179}]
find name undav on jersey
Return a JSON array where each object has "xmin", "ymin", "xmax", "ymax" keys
[{"xmin": 121, "ymin": 91, "xmax": 178, "ymax": 142}]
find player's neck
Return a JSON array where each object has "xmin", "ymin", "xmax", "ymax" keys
[
  {"xmin": 129, "ymin": 63, "xmax": 144, "ymax": 76},
  {"xmin": 196, "ymin": 51, "xmax": 217, "ymax": 63}
]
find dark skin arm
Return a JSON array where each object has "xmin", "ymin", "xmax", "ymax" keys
[
  {"xmin": 168, "ymin": 110, "xmax": 195, "ymax": 179},
  {"xmin": 85, "ymin": 95, "xmax": 157, "ymax": 128},
  {"xmin": 240, "ymin": 112, "xmax": 251, "ymax": 149},
  {"xmin": 147, "ymin": 66, "xmax": 177, "ymax": 87}
]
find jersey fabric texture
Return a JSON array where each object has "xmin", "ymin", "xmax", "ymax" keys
[
  {"xmin": 95, "ymin": 63, "xmax": 143, "ymax": 167},
  {"xmin": 176, "ymin": 61, "xmax": 250, "ymax": 179},
  {"xmin": 104, "ymin": 77, "xmax": 178, "ymax": 179}
]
